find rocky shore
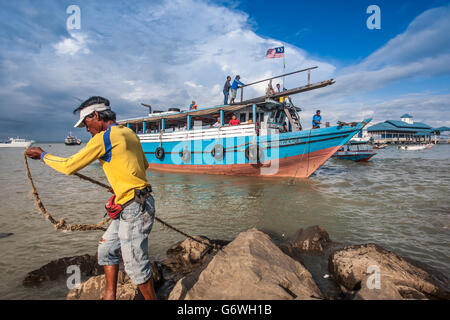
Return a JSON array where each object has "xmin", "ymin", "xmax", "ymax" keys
[{"xmin": 23, "ymin": 226, "xmax": 449, "ymax": 300}]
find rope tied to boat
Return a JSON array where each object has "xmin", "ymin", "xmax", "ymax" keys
[{"xmin": 23, "ymin": 152, "xmax": 221, "ymax": 250}]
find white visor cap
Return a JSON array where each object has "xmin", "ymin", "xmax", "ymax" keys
[{"xmin": 74, "ymin": 103, "xmax": 111, "ymax": 128}]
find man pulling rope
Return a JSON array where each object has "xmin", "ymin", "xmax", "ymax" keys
[{"xmin": 25, "ymin": 96, "xmax": 157, "ymax": 300}]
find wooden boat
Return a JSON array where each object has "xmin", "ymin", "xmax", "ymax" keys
[
  {"xmin": 118, "ymin": 67, "xmax": 371, "ymax": 178},
  {"xmin": 332, "ymin": 140, "xmax": 376, "ymax": 162},
  {"xmin": 64, "ymin": 133, "xmax": 82, "ymax": 145}
]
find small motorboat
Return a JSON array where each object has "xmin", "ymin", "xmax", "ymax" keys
[
  {"xmin": 398, "ymin": 144, "xmax": 431, "ymax": 151},
  {"xmin": 373, "ymin": 143, "xmax": 387, "ymax": 149},
  {"xmin": 64, "ymin": 133, "xmax": 82, "ymax": 145},
  {"xmin": 332, "ymin": 140, "xmax": 376, "ymax": 162},
  {"xmin": 0, "ymin": 137, "xmax": 35, "ymax": 148}
]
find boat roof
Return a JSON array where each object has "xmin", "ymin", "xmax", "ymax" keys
[
  {"xmin": 118, "ymin": 103, "xmax": 254, "ymax": 124},
  {"xmin": 118, "ymin": 99, "xmax": 299, "ymax": 124},
  {"xmin": 118, "ymin": 78, "xmax": 335, "ymax": 125}
]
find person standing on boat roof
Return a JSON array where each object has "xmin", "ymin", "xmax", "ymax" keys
[
  {"xmin": 230, "ymin": 75, "xmax": 244, "ymax": 104},
  {"xmin": 312, "ymin": 110, "xmax": 322, "ymax": 129},
  {"xmin": 276, "ymin": 83, "xmax": 281, "ymax": 93},
  {"xmin": 223, "ymin": 76, "xmax": 231, "ymax": 105},
  {"xmin": 266, "ymin": 80, "xmax": 275, "ymax": 96},
  {"xmin": 189, "ymin": 100, "xmax": 197, "ymax": 110},
  {"xmin": 24, "ymin": 96, "xmax": 157, "ymax": 300}
]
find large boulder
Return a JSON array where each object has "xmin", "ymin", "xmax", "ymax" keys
[
  {"xmin": 280, "ymin": 225, "xmax": 332, "ymax": 256},
  {"xmin": 23, "ymin": 254, "xmax": 102, "ymax": 286},
  {"xmin": 169, "ymin": 228, "xmax": 322, "ymax": 300},
  {"xmin": 329, "ymin": 243, "xmax": 450, "ymax": 300}
]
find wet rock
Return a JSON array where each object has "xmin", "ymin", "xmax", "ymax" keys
[
  {"xmin": 169, "ymin": 228, "xmax": 322, "ymax": 300},
  {"xmin": 329, "ymin": 243, "xmax": 450, "ymax": 300},
  {"xmin": 66, "ymin": 271, "xmax": 138, "ymax": 300},
  {"xmin": 162, "ymin": 236, "xmax": 228, "ymax": 276},
  {"xmin": 23, "ymin": 254, "xmax": 102, "ymax": 286},
  {"xmin": 0, "ymin": 233, "xmax": 13, "ymax": 239},
  {"xmin": 280, "ymin": 225, "xmax": 332, "ymax": 255},
  {"xmin": 66, "ymin": 262, "xmax": 165, "ymax": 300}
]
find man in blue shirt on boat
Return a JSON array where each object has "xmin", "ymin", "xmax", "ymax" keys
[
  {"xmin": 230, "ymin": 75, "xmax": 244, "ymax": 104},
  {"xmin": 312, "ymin": 110, "xmax": 322, "ymax": 129}
]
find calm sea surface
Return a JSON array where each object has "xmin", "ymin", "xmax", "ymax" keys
[{"xmin": 0, "ymin": 143, "xmax": 449, "ymax": 299}]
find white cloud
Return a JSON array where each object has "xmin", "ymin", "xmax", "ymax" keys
[
  {"xmin": 53, "ymin": 32, "xmax": 90, "ymax": 56},
  {"xmin": 0, "ymin": 0, "xmax": 449, "ymax": 139}
]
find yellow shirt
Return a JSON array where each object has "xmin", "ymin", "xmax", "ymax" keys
[{"xmin": 42, "ymin": 124, "xmax": 150, "ymax": 205}]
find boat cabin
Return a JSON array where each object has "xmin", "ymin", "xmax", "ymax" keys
[
  {"xmin": 338, "ymin": 140, "xmax": 372, "ymax": 152},
  {"xmin": 117, "ymin": 99, "xmax": 303, "ymax": 141}
]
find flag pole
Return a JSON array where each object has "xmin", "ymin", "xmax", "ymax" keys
[{"xmin": 282, "ymin": 46, "xmax": 286, "ymax": 90}]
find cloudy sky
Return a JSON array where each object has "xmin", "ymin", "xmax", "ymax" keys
[{"xmin": 0, "ymin": 0, "xmax": 449, "ymax": 141}]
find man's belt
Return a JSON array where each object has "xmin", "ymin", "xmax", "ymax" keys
[{"xmin": 105, "ymin": 186, "xmax": 152, "ymax": 220}]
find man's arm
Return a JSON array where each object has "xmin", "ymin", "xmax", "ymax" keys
[{"xmin": 27, "ymin": 133, "xmax": 106, "ymax": 175}]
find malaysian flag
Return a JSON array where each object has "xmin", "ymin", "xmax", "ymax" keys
[{"xmin": 266, "ymin": 46, "xmax": 284, "ymax": 59}]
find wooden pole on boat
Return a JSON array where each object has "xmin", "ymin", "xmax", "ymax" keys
[{"xmin": 241, "ymin": 66, "xmax": 318, "ymax": 89}]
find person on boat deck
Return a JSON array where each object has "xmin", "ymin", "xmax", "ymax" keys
[
  {"xmin": 223, "ymin": 76, "xmax": 231, "ymax": 105},
  {"xmin": 230, "ymin": 75, "xmax": 244, "ymax": 104},
  {"xmin": 24, "ymin": 96, "xmax": 157, "ymax": 301},
  {"xmin": 211, "ymin": 116, "xmax": 221, "ymax": 128},
  {"xmin": 276, "ymin": 83, "xmax": 281, "ymax": 93},
  {"xmin": 266, "ymin": 80, "xmax": 275, "ymax": 96},
  {"xmin": 312, "ymin": 110, "xmax": 322, "ymax": 129},
  {"xmin": 229, "ymin": 114, "xmax": 240, "ymax": 126},
  {"xmin": 189, "ymin": 101, "xmax": 197, "ymax": 110}
]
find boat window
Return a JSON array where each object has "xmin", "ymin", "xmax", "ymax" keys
[
  {"xmin": 258, "ymin": 112, "xmax": 265, "ymax": 123},
  {"xmin": 239, "ymin": 113, "xmax": 246, "ymax": 123}
]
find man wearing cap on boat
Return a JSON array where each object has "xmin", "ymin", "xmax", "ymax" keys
[
  {"xmin": 25, "ymin": 96, "xmax": 157, "ymax": 300},
  {"xmin": 230, "ymin": 75, "xmax": 244, "ymax": 104}
]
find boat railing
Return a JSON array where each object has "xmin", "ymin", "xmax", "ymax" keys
[
  {"xmin": 139, "ymin": 123, "xmax": 256, "ymax": 142},
  {"xmin": 238, "ymin": 66, "xmax": 318, "ymax": 102}
]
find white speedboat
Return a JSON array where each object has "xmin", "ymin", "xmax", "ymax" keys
[
  {"xmin": 398, "ymin": 144, "xmax": 429, "ymax": 151},
  {"xmin": 0, "ymin": 137, "xmax": 35, "ymax": 148}
]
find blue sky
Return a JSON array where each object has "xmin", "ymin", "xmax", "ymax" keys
[{"xmin": 0, "ymin": 0, "xmax": 449, "ymax": 141}]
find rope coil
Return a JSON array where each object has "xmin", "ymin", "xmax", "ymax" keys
[{"xmin": 24, "ymin": 152, "xmax": 220, "ymax": 249}]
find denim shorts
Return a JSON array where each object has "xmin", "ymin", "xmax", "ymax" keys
[{"xmin": 98, "ymin": 195, "xmax": 155, "ymax": 285}]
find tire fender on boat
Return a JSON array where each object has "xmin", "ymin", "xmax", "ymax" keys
[
  {"xmin": 180, "ymin": 148, "xmax": 191, "ymax": 162},
  {"xmin": 211, "ymin": 144, "xmax": 224, "ymax": 160},
  {"xmin": 155, "ymin": 147, "xmax": 165, "ymax": 160},
  {"xmin": 245, "ymin": 144, "xmax": 264, "ymax": 163}
]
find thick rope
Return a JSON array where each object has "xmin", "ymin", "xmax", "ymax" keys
[
  {"xmin": 24, "ymin": 153, "xmax": 220, "ymax": 250},
  {"xmin": 24, "ymin": 153, "xmax": 111, "ymax": 231}
]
